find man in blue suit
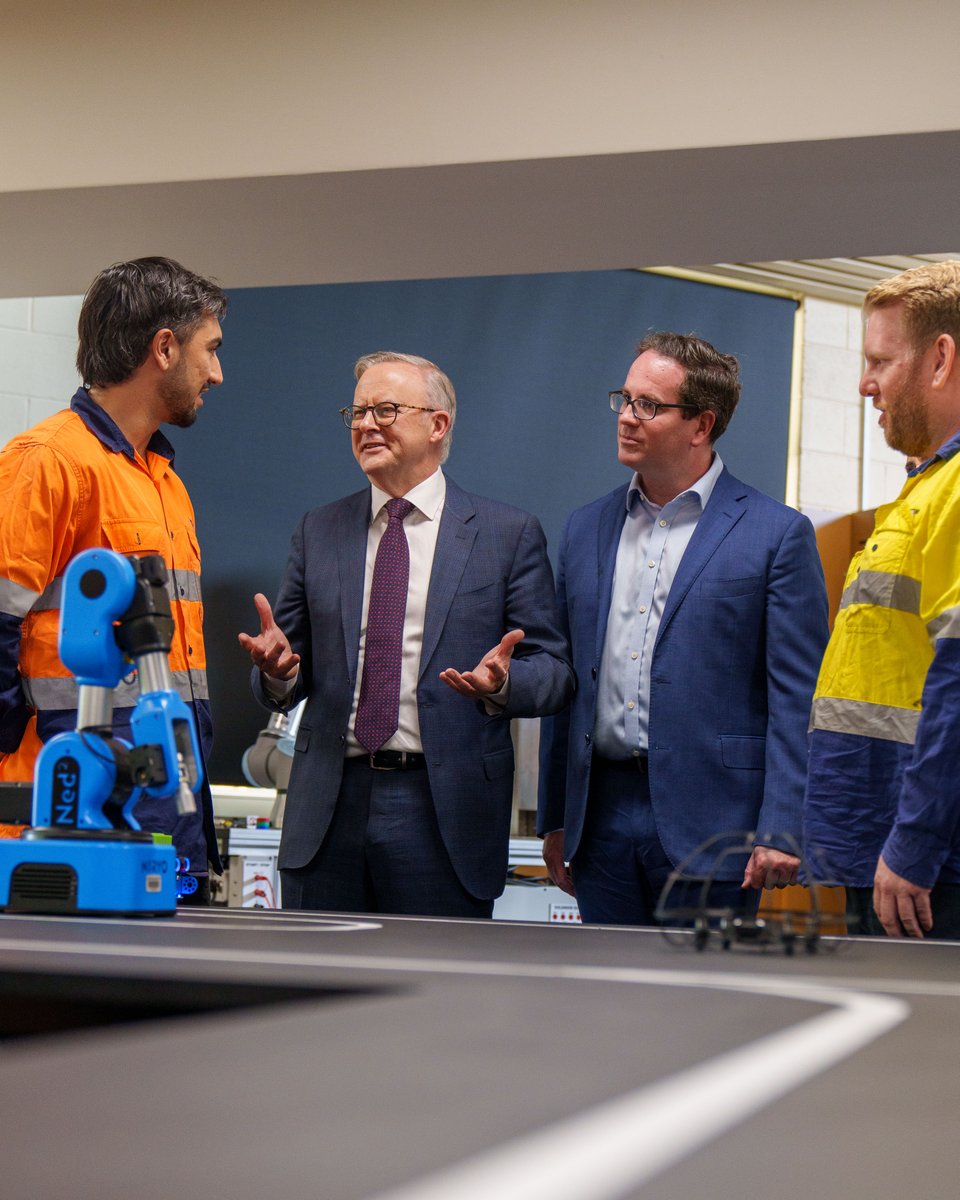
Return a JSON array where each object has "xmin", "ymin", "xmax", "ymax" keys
[
  {"xmin": 538, "ymin": 332, "xmax": 828, "ymax": 925},
  {"xmin": 240, "ymin": 351, "xmax": 573, "ymax": 917}
]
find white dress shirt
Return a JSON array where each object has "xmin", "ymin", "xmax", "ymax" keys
[
  {"xmin": 344, "ymin": 468, "xmax": 447, "ymax": 755},
  {"xmin": 593, "ymin": 453, "xmax": 724, "ymax": 758}
]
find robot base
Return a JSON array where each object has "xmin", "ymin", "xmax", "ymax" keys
[{"xmin": 0, "ymin": 834, "xmax": 178, "ymax": 916}]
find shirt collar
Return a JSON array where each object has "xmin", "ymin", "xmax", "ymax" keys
[
  {"xmin": 628, "ymin": 451, "xmax": 725, "ymax": 513},
  {"xmin": 370, "ymin": 467, "xmax": 446, "ymax": 522},
  {"xmin": 70, "ymin": 387, "xmax": 176, "ymax": 464},
  {"xmin": 913, "ymin": 427, "xmax": 960, "ymax": 474}
]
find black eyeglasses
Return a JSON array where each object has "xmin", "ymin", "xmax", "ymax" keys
[
  {"xmin": 608, "ymin": 390, "xmax": 698, "ymax": 422},
  {"xmin": 339, "ymin": 402, "xmax": 438, "ymax": 429}
]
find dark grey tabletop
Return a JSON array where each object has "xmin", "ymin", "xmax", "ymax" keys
[{"xmin": 1, "ymin": 907, "xmax": 957, "ymax": 1199}]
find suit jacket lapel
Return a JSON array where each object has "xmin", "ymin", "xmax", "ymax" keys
[
  {"xmin": 657, "ymin": 468, "xmax": 748, "ymax": 641},
  {"xmin": 338, "ymin": 488, "xmax": 371, "ymax": 679},
  {"xmin": 595, "ymin": 485, "xmax": 630, "ymax": 663},
  {"xmin": 420, "ymin": 478, "xmax": 477, "ymax": 677}
]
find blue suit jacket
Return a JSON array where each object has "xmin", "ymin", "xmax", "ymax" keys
[
  {"xmin": 256, "ymin": 476, "xmax": 574, "ymax": 899},
  {"xmin": 537, "ymin": 468, "xmax": 829, "ymax": 878}
]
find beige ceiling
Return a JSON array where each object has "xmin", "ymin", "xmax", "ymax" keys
[
  {"xmin": 693, "ymin": 254, "xmax": 960, "ymax": 305},
  {"xmin": 4, "ymin": 2, "xmax": 960, "ymax": 196}
]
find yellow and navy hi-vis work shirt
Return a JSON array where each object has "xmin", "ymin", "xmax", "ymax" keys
[
  {"xmin": 0, "ymin": 389, "xmax": 218, "ymax": 872},
  {"xmin": 806, "ymin": 432, "xmax": 960, "ymax": 888}
]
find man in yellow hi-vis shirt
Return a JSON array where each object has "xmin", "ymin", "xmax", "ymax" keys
[{"xmin": 805, "ymin": 260, "xmax": 960, "ymax": 939}]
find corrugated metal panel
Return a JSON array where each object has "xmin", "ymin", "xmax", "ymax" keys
[{"xmin": 688, "ymin": 254, "xmax": 960, "ymax": 305}]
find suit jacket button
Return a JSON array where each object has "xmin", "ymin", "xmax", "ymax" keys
[
  {"xmin": 584, "ymin": 733, "xmax": 591, "ymax": 744},
  {"xmin": 591, "ymin": 667, "xmax": 598, "ymax": 680}
]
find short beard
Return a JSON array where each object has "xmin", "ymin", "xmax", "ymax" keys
[
  {"xmin": 159, "ymin": 365, "xmax": 200, "ymax": 429},
  {"xmin": 166, "ymin": 403, "xmax": 199, "ymax": 430},
  {"xmin": 884, "ymin": 367, "xmax": 930, "ymax": 458}
]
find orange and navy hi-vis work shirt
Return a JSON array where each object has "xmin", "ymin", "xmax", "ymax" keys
[{"xmin": 0, "ymin": 389, "xmax": 219, "ymax": 872}]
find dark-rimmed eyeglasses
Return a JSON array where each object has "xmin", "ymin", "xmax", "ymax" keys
[
  {"xmin": 608, "ymin": 390, "xmax": 698, "ymax": 422},
  {"xmin": 339, "ymin": 402, "xmax": 438, "ymax": 429}
]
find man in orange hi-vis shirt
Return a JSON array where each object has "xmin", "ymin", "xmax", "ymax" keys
[{"xmin": 0, "ymin": 257, "xmax": 227, "ymax": 902}]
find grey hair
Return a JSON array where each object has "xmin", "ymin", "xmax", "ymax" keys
[{"xmin": 354, "ymin": 350, "xmax": 456, "ymax": 463}]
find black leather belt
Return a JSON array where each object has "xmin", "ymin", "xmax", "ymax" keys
[
  {"xmin": 594, "ymin": 753, "xmax": 648, "ymax": 774},
  {"xmin": 355, "ymin": 750, "xmax": 427, "ymax": 771}
]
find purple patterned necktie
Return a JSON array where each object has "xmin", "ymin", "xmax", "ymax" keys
[{"xmin": 354, "ymin": 497, "xmax": 414, "ymax": 753}]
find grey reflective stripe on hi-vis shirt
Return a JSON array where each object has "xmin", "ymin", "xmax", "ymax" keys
[
  {"xmin": 810, "ymin": 696, "xmax": 920, "ymax": 745},
  {"xmin": 928, "ymin": 605, "xmax": 960, "ymax": 642},
  {"xmin": 838, "ymin": 570, "xmax": 921, "ymax": 615},
  {"xmin": 0, "ymin": 576, "xmax": 41, "ymax": 619},
  {"xmin": 31, "ymin": 568, "xmax": 201, "ymax": 612},
  {"xmin": 169, "ymin": 568, "xmax": 202, "ymax": 604},
  {"xmin": 23, "ymin": 668, "xmax": 209, "ymax": 710},
  {"xmin": 32, "ymin": 577, "xmax": 63, "ymax": 612}
]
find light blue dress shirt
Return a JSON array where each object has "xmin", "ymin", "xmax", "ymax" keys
[{"xmin": 594, "ymin": 453, "xmax": 724, "ymax": 758}]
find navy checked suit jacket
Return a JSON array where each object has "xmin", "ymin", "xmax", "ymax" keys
[{"xmin": 254, "ymin": 476, "xmax": 574, "ymax": 899}]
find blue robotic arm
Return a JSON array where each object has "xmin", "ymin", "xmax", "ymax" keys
[
  {"xmin": 32, "ymin": 549, "xmax": 203, "ymax": 834},
  {"xmin": 0, "ymin": 549, "xmax": 203, "ymax": 915}
]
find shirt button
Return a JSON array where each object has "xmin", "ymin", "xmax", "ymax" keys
[
  {"xmin": 632, "ymin": 749, "xmax": 641, "ymax": 758},
  {"xmin": 648, "ymin": 560, "xmax": 655, "ymax": 568},
  {"xmin": 639, "ymin": 606, "xmax": 646, "ymax": 614},
  {"xmin": 659, "ymin": 519, "xmax": 667, "ymax": 527},
  {"xmin": 631, "ymin": 651, "xmax": 638, "ymax": 660},
  {"xmin": 627, "ymin": 701, "xmax": 635, "ymax": 710}
]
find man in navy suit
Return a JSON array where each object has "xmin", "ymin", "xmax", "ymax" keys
[
  {"xmin": 240, "ymin": 351, "xmax": 573, "ymax": 917},
  {"xmin": 538, "ymin": 332, "xmax": 828, "ymax": 925}
]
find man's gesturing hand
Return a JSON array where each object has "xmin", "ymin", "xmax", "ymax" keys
[
  {"xmin": 440, "ymin": 629, "xmax": 525, "ymax": 699},
  {"xmin": 238, "ymin": 593, "xmax": 301, "ymax": 680}
]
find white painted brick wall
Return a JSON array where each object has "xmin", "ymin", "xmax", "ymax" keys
[
  {"xmin": 799, "ymin": 297, "xmax": 865, "ymax": 517},
  {"xmin": 0, "ymin": 295, "xmax": 82, "ymax": 448},
  {"xmin": 798, "ymin": 296, "xmax": 911, "ymax": 518},
  {"xmin": 0, "ymin": 298, "xmax": 31, "ymax": 331},
  {"xmin": 0, "ymin": 394, "xmax": 29, "ymax": 448}
]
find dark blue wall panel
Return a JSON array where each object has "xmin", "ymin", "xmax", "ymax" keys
[{"xmin": 170, "ymin": 269, "xmax": 797, "ymax": 780}]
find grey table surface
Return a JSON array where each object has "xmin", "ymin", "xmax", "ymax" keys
[{"xmin": 0, "ymin": 907, "xmax": 956, "ymax": 1200}]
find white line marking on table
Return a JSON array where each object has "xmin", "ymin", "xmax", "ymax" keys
[
  {"xmin": 0, "ymin": 911, "xmax": 382, "ymax": 932},
  {"xmin": 0, "ymin": 936, "xmax": 914, "ymax": 1197},
  {"xmin": 369, "ymin": 980, "xmax": 906, "ymax": 1200}
]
